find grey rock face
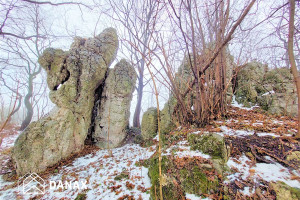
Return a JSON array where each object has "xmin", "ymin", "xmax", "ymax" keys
[
  {"xmin": 235, "ymin": 63, "xmax": 297, "ymax": 116},
  {"xmin": 141, "ymin": 107, "xmax": 158, "ymax": 140},
  {"xmin": 13, "ymin": 28, "xmax": 119, "ymax": 175},
  {"xmin": 92, "ymin": 59, "xmax": 137, "ymax": 148}
]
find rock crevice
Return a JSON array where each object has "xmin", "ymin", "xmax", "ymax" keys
[{"xmin": 13, "ymin": 28, "xmax": 136, "ymax": 175}]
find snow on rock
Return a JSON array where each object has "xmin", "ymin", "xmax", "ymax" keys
[
  {"xmin": 162, "ymin": 140, "xmax": 211, "ymax": 159},
  {"xmin": 226, "ymin": 154, "xmax": 300, "ymax": 188},
  {"xmin": 231, "ymin": 95, "xmax": 258, "ymax": 110},
  {"xmin": 186, "ymin": 193, "xmax": 210, "ymax": 200},
  {"xmin": 262, "ymin": 90, "xmax": 275, "ymax": 96}
]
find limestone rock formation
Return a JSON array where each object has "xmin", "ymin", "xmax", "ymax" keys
[
  {"xmin": 235, "ymin": 61, "xmax": 267, "ymax": 107},
  {"xmin": 235, "ymin": 62, "xmax": 297, "ymax": 116},
  {"xmin": 13, "ymin": 28, "xmax": 119, "ymax": 175},
  {"xmin": 160, "ymin": 97, "xmax": 177, "ymax": 134},
  {"xmin": 92, "ymin": 59, "xmax": 137, "ymax": 148},
  {"xmin": 141, "ymin": 107, "xmax": 158, "ymax": 140}
]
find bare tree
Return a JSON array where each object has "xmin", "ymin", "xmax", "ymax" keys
[
  {"xmin": 0, "ymin": 4, "xmax": 52, "ymax": 130},
  {"xmin": 0, "ymin": 0, "xmax": 90, "ymax": 40},
  {"xmin": 0, "ymin": 81, "xmax": 20, "ymax": 146},
  {"xmin": 288, "ymin": 0, "xmax": 300, "ymax": 138},
  {"xmin": 151, "ymin": 0, "xmax": 257, "ymax": 127}
]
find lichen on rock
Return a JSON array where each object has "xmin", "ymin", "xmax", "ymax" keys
[
  {"xmin": 146, "ymin": 155, "xmax": 222, "ymax": 199},
  {"xmin": 270, "ymin": 181, "xmax": 300, "ymax": 200},
  {"xmin": 188, "ymin": 133, "xmax": 230, "ymax": 175},
  {"xmin": 235, "ymin": 62, "xmax": 297, "ymax": 116},
  {"xmin": 13, "ymin": 28, "xmax": 119, "ymax": 175},
  {"xmin": 92, "ymin": 59, "xmax": 137, "ymax": 149},
  {"xmin": 141, "ymin": 107, "xmax": 158, "ymax": 140}
]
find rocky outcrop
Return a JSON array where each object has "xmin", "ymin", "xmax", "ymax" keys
[
  {"xmin": 235, "ymin": 63, "xmax": 297, "ymax": 116},
  {"xmin": 270, "ymin": 181, "xmax": 300, "ymax": 200},
  {"xmin": 141, "ymin": 107, "xmax": 158, "ymax": 140},
  {"xmin": 13, "ymin": 28, "xmax": 119, "ymax": 175},
  {"xmin": 188, "ymin": 133, "xmax": 230, "ymax": 175},
  {"xmin": 160, "ymin": 97, "xmax": 177, "ymax": 134},
  {"xmin": 92, "ymin": 59, "xmax": 137, "ymax": 148}
]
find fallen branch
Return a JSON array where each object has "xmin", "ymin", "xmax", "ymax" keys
[{"xmin": 252, "ymin": 144, "xmax": 297, "ymax": 169}]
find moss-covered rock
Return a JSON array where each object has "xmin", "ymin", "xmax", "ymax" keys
[
  {"xmin": 188, "ymin": 133, "xmax": 228, "ymax": 161},
  {"xmin": 187, "ymin": 133, "xmax": 230, "ymax": 175},
  {"xmin": 160, "ymin": 96, "xmax": 177, "ymax": 135},
  {"xmin": 141, "ymin": 107, "xmax": 158, "ymax": 140},
  {"xmin": 180, "ymin": 166, "xmax": 219, "ymax": 195},
  {"xmin": 235, "ymin": 61, "xmax": 266, "ymax": 107},
  {"xmin": 148, "ymin": 156, "xmax": 185, "ymax": 200},
  {"xmin": 270, "ymin": 181, "xmax": 300, "ymax": 200},
  {"xmin": 235, "ymin": 63, "xmax": 297, "ymax": 116},
  {"xmin": 286, "ymin": 151, "xmax": 300, "ymax": 168},
  {"xmin": 147, "ymin": 155, "xmax": 222, "ymax": 200},
  {"xmin": 74, "ymin": 193, "xmax": 87, "ymax": 200}
]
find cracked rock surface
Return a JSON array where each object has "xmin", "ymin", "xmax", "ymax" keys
[
  {"xmin": 13, "ymin": 28, "xmax": 118, "ymax": 175},
  {"xmin": 93, "ymin": 59, "xmax": 137, "ymax": 148}
]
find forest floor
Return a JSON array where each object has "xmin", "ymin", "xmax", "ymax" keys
[{"xmin": 0, "ymin": 101, "xmax": 299, "ymax": 200}]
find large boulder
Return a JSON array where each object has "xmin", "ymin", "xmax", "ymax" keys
[
  {"xmin": 235, "ymin": 61, "xmax": 267, "ymax": 107},
  {"xmin": 258, "ymin": 68, "xmax": 297, "ymax": 116},
  {"xmin": 92, "ymin": 59, "xmax": 137, "ymax": 148},
  {"xmin": 235, "ymin": 63, "xmax": 297, "ymax": 116},
  {"xmin": 13, "ymin": 28, "xmax": 119, "ymax": 175},
  {"xmin": 160, "ymin": 96, "xmax": 177, "ymax": 134},
  {"xmin": 141, "ymin": 107, "xmax": 158, "ymax": 140}
]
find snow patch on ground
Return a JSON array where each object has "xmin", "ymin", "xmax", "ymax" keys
[
  {"xmin": 219, "ymin": 126, "xmax": 279, "ymax": 137},
  {"xmin": 0, "ymin": 131, "xmax": 21, "ymax": 150},
  {"xmin": 153, "ymin": 134, "xmax": 159, "ymax": 141},
  {"xmin": 0, "ymin": 144, "xmax": 156, "ymax": 200},
  {"xmin": 219, "ymin": 126, "xmax": 254, "ymax": 137},
  {"xmin": 227, "ymin": 154, "xmax": 300, "ymax": 188},
  {"xmin": 239, "ymin": 186, "xmax": 254, "ymax": 196}
]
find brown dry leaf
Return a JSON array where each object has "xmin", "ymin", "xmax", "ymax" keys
[
  {"xmin": 234, "ymin": 180, "xmax": 243, "ymax": 189},
  {"xmin": 290, "ymin": 175, "xmax": 300, "ymax": 181},
  {"xmin": 249, "ymin": 168, "xmax": 255, "ymax": 175},
  {"xmin": 211, "ymin": 127, "xmax": 222, "ymax": 132}
]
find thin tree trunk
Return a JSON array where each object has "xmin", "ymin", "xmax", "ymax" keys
[
  {"xmin": 287, "ymin": 0, "xmax": 300, "ymax": 138},
  {"xmin": 20, "ymin": 75, "xmax": 34, "ymax": 131},
  {"xmin": 133, "ymin": 77, "xmax": 144, "ymax": 128},
  {"xmin": 10, "ymin": 96, "xmax": 22, "ymax": 117}
]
